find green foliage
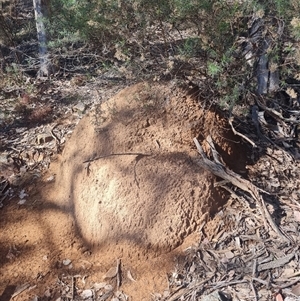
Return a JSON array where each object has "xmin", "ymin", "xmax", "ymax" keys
[
  {"xmin": 220, "ymin": 84, "xmax": 240, "ymax": 110},
  {"xmin": 179, "ymin": 38, "xmax": 201, "ymax": 57},
  {"xmin": 207, "ymin": 62, "xmax": 222, "ymax": 77},
  {"xmin": 0, "ymin": 0, "xmax": 294, "ymax": 114},
  {"xmin": 44, "ymin": 0, "xmax": 300, "ymax": 109}
]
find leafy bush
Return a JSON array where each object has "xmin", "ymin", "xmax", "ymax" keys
[{"xmin": 26, "ymin": 0, "xmax": 300, "ymax": 107}]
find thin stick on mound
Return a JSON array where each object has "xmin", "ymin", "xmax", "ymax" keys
[
  {"xmin": 228, "ymin": 116, "xmax": 257, "ymax": 148},
  {"xmin": 193, "ymin": 135, "xmax": 288, "ymax": 242}
]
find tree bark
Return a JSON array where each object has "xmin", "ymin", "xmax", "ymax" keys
[{"xmin": 33, "ymin": 0, "xmax": 52, "ymax": 77}]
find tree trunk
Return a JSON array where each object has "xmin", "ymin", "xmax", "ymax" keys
[
  {"xmin": 33, "ymin": 0, "xmax": 52, "ymax": 77},
  {"xmin": 243, "ymin": 17, "xmax": 280, "ymax": 95}
]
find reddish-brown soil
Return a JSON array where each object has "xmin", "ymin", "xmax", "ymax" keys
[{"xmin": 0, "ymin": 83, "xmax": 247, "ymax": 300}]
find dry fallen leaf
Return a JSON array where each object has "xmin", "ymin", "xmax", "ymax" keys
[
  {"xmin": 286, "ymin": 87, "xmax": 297, "ymax": 99},
  {"xmin": 127, "ymin": 270, "xmax": 136, "ymax": 282},
  {"xmin": 281, "ymin": 268, "xmax": 295, "ymax": 278},
  {"xmin": 103, "ymin": 266, "xmax": 117, "ymax": 280},
  {"xmin": 293, "ymin": 211, "xmax": 300, "ymax": 223}
]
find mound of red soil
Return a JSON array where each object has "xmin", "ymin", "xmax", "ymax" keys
[{"xmin": 53, "ymin": 83, "xmax": 227, "ymax": 256}]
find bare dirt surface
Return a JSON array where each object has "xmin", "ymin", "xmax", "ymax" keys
[{"xmin": 0, "ymin": 82, "xmax": 239, "ymax": 300}]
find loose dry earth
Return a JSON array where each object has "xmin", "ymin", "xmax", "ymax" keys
[{"xmin": 0, "ymin": 82, "xmax": 243, "ymax": 300}]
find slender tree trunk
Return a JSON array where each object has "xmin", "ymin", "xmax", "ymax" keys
[
  {"xmin": 243, "ymin": 17, "xmax": 280, "ymax": 95},
  {"xmin": 33, "ymin": 0, "xmax": 51, "ymax": 77}
]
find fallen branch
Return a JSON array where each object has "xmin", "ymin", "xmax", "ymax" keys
[
  {"xmin": 11, "ymin": 283, "xmax": 30, "ymax": 299},
  {"xmin": 229, "ymin": 116, "xmax": 257, "ymax": 148},
  {"xmin": 193, "ymin": 135, "xmax": 288, "ymax": 242}
]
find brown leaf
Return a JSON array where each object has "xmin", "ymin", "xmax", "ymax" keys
[
  {"xmin": 127, "ymin": 270, "xmax": 136, "ymax": 282},
  {"xmin": 103, "ymin": 266, "xmax": 117, "ymax": 280}
]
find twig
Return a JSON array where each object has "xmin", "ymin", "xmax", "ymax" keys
[
  {"xmin": 272, "ymin": 277, "xmax": 300, "ymax": 289},
  {"xmin": 11, "ymin": 283, "xmax": 30, "ymax": 298},
  {"xmin": 209, "ymin": 279, "xmax": 248, "ymax": 289},
  {"xmin": 252, "ymin": 259, "xmax": 257, "ymax": 277},
  {"xmin": 257, "ymin": 253, "xmax": 294, "ymax": 272},
  {"xmin": 250, "ymin": 280, "xmax": 258, "ymax": 301},
  {"xmin": 116, "ymin": 258, "xmax": 121, "ymax": 290},
  {"xmin": 83, "ymin": 153, "xmax": 151, "ymax": 163},
  {"xmin": 229, "ymin": 116, "xmax": 257, "ymax": 148},
  {"xmin": 71, "ymin": 276, "xmax": 75, "ymax": 300},
  {"xmin": 252, "ymin": 277, "xmax": 269, "ymax": 286}
]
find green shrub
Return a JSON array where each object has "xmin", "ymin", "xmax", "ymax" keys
[{"xmin": 44, "ymin": 0, "xmax": 300, "ymax": 108}]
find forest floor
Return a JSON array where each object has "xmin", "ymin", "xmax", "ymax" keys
[{"xmin": 1, "ymin": 74, "xmax": 300, "ymax": 301}]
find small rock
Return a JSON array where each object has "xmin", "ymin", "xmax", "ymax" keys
[
  {"xmin": 62, "ymin": 259, "xmax": 72, "ymax": 266},
  {"xmin": 19, "ymin": 189, "xmax": 28, "ymax": 199},
  {"xmin": 17, "ymin": 199, "xmax": 26, "ymax": 205},
  {"xmin": 81, "ymin": 289, "xmax": 93, "ymax": 299},
  {"xmin": 73, "ymin": 102, "xmax": 86, "ymax": 113},
  {"xmin": 46, "ymin": 175, "xmax": 55, "ymax": 182}
]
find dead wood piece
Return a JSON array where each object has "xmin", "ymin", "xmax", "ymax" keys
[
  {"xmin": 229, "ymin": 116, "xmax": 257, "ymax": 148},
  {"xmin": 209, "ymin": 279, "xmax": 248, "ymax": 290},
  {"xmin": 250, "ymin": 280, "xmax": 258, "ymax": 301},
  {"xmin": 272, "ymin": 277, "xmax": 300, "ymax": 289},
  {"xmin": 11, "ymin": 283, "xmax": 30, "ymax": 298},
  {"xmin": 257, "ymin": 253, "xmax": 294, "ymax": 272},
  {"xmin": 193, "ymin": 136, "xmax": 288, "ymax": 242},
  {"xmin": 116, "ymin": 258, "xmax": 121, "ymax": 289},
  {"xmin": 256, "ymin": 96, "xmax": 300, "ymax": 125},
  {"xmin": 252, "ymin": 105, "xmax": 294, "ymax": 160}
]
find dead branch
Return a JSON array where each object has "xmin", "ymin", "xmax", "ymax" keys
[
  {"xmin": 193, "ymin": 136, "xmax": 288, "ymax": 242},
  {"xmin": 229, "ymin": 116, "xmax": 257, "ymax": 148}
]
